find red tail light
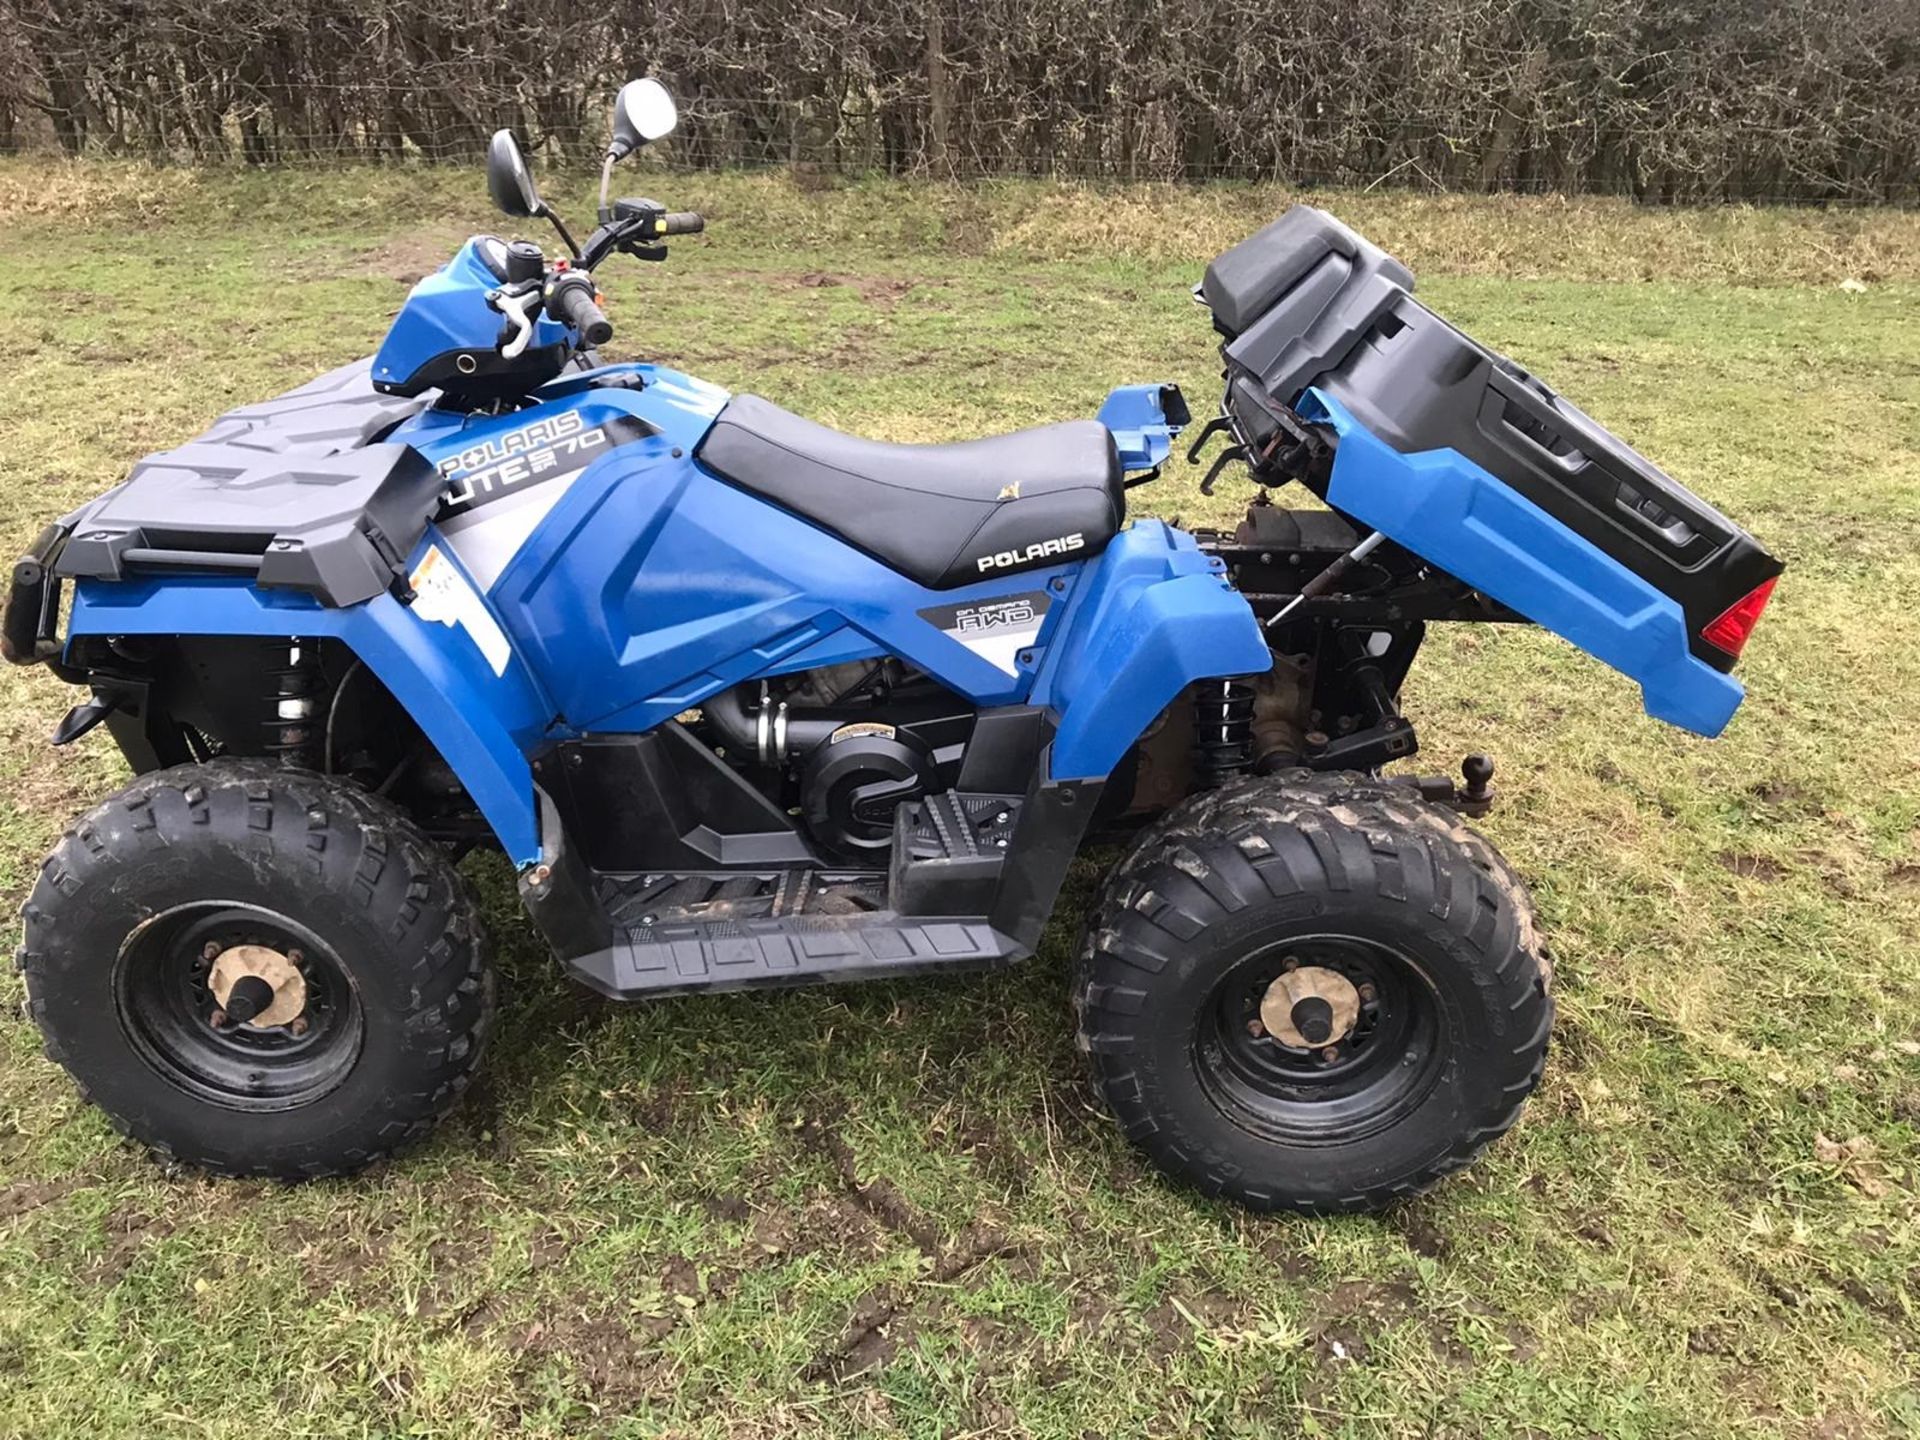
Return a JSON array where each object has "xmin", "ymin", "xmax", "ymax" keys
[{"xmin": 1701, "ymin": 576, "xmax": 1777, "ymax": 660}]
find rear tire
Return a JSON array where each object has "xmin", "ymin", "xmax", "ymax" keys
[
  {"xmin": 1073, "ymin": 770, "xmax": 1551, "ymax": 1214},
  {"xmin": 18, "ymin": 760, "xmax": 494, "ymax": 1179}
]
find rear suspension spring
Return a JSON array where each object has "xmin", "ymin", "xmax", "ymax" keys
[
  {"xmin": 263, "ymin": 638, "xmax": 323, "ymax": 768},
  {"xmin": 1193, "ymin": 678, "xmax": 1256, "ymax": 788}
]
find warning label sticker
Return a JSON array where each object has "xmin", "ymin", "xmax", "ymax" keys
[{"xmin": 409, "ymin": 545, "xmax": 512, "ymax": 677}]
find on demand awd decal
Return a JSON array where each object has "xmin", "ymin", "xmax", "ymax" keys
[{"xmin": 917, "ymin": 591, "xmax": 1052, "ymax": 676}]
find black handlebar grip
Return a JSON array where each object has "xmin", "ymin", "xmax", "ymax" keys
[
  {"xmin": 547, "ymin": 273, "xmax": 614, "ymax": 346},
  {"xmin": 661, "ymin": 211, "xmax": 706, "ymax": 236},
  {"xmin": 2, "ymin": 557, "xmax": 46, "ymax": 665},
  {"xmin": 573, "ymin": 297, "xmax": 614, "ymax": 348}
]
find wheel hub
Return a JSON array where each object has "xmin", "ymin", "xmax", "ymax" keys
[
  {"xmin": 207, "ymin": 944, "xmax": 307, "ymax": 1029},
  {"xmin": 1259, "ymin": 965, "xmax": 1360, "ymax": 1049}
]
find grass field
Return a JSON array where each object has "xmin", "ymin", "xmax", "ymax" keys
[{"xmin": 0, "ymin": 159, "xmax": 1917, "ymax": 1439}]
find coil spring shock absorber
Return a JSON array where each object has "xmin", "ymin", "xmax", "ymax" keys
[
  {"xmin": 262, "ymin": 637, "xmax": 322, "ymax": 768},
  {"xmin": 1192, "ymin": 677, "xmax": 1256, "ymax": 788}
]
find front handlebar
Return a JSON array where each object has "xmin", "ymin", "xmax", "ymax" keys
[
  {"xmin": 544, "ymin": 270, "xmax": 613, "ymax": 346},
  {"xmin": 538, "ymin": 208, "xmax": 707, "ymax": 347}
]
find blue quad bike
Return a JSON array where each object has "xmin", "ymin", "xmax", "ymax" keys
[{"xmin": 6, "ymin": 82, "xmax": 1782, "ymax": 1213}]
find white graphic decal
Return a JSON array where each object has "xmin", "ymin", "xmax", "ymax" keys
[
  {"xmin": 975, "ymin": 532, "xmax": 1085, "ymax": 573},
  {"xmin": 920, "ymin": 592, "xmax": 1052, "ymax": 676},
  {"xmin": 436, "ymin": 481, "xmax": 578, "ymax": 591},
  {"xmin": 432, "ymin": 411, "xmax": 648, "ymax": 589},
  {"xmin": 438, "ymin": 411, "xmax": 609, "ymax": 516}
]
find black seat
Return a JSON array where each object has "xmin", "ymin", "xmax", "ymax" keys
[{"xmin": 696, "ymin": 394, "xmax": 1125, "ymax": 589}]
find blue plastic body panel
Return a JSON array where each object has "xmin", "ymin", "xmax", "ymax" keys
[
  {"xmin": 490, "ymin": 447, "xmax": 1077, "ymax": 731},
  {"xmin": 1299, "ymin": 387, "xmax": 1743, "ymax": 736},
  {"xmin": 371, "ymin": 237, "xmax": 571, "ymax": 390},
  {"xmin": 66, "ymin": 562, "xmax": 554, "ymax": 865},
  {"xmin": 391, "ymin": 362, "xmax": 728, "ymax": 477},
  {"xmin": 1029, "ymin": 520, "xmax": 1271, "ymax": 779},
  {"xmin": 65, "ymin": 354, "xmax": 1268, "ymax": 864},
  {"xmin": 1096, "ymin": 383, "xmax": 1183, "ymax": 472}
]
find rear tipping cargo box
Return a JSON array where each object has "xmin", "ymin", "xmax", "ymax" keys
[{"xmin": 1201, "ymin": 206, "xmax": 1782, "ymax": 737}]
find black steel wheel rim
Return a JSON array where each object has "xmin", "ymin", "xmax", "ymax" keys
[
  {"xmin": 114, "ymin": 901, "xmax": 363, "ymax": 1112},
  {"xmin": 1193, "ymin": 932, "xmax": 1444, "ymax": 1145}
]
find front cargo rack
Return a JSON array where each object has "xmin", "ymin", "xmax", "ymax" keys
[{"xmin": 49, "ymin": 359, "xmax": 442, "ymax": 609}]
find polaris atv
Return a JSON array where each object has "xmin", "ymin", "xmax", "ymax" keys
[{"xmin": 5, "ymin": 81, "xmax": 1781, "ymax": 1213}]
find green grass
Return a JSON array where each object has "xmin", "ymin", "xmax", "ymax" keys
[{"xmin": 1, "ymin": 160, "xmax": 1917, "ymax": 1439}]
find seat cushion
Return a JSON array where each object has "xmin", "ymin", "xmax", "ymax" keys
[{"xmin": 696, "ymin": 394, "xmax": 1124, "ymax": 589}]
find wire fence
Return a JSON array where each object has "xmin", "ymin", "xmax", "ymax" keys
[{"xmin": 2, "ymin": 0, "xmax": 1915, "ymax": 205}]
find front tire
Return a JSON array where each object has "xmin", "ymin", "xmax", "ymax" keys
[
  {"xmin": 1074, "ymin": 771, "xmax": 1552, "ymax": 1214},
  {"xmin": 19, "ymin": 760, "xmax": 494, "ymax": 1179}
]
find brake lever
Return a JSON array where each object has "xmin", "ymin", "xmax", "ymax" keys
[{"xmin": 488, "ymin": 282, "xmax": 544, "ymax": 359}]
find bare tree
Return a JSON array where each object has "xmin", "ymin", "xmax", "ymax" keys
[{"xmin": 0, "ymin": 0, "xmax": 1912, "ymax": 201}]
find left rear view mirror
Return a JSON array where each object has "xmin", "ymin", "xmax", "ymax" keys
[{"xmin": 486, "ymin": 130, "xmax": 543, "ymax": 219}]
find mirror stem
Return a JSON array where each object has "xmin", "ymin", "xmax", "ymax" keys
[
  {"xmin": 598, "ymin": 151, "xmax": 618, "ymax": 225},
  {"xmin": 541, "ymin": 207, "xmax": 582, "ymax": 262}
]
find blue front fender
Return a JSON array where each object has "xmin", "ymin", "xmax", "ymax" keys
[
  {"xmin": 67, "ymin": 563, "xmax": 553, "ymax": 866},
  {"xmin": 1031, "ymin": 520, "xmax": 1270, "ymax": 780}
]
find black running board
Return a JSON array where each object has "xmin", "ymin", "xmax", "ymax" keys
[
  {"xmin": 529, "ymin": 768, "xmax": 1102, "ymax": 1002},
  {"xmin": 567, "ymin": 913, "xmax": 1023, "ymax": 998}
]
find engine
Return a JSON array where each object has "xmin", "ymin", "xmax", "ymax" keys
[{"xmin": 695, "ymin": 661, "xmax": 974, "ymax": 864}]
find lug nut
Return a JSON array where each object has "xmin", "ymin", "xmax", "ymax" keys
[
  {"xmin": 202, "ymin": 942, "xmax": 222, "ymax": 961},
  {"xmin": 1246, "ymin": 1019, "xmax": 1266, "ymax": 1039},
  {"xmin": 286, "ymin": 948, "xmax": 304, "ymax": 966},
  {"xmin": 289, "ymin": 1015, "xmax": 310, "ymax": 1037},
  {"xmin": 1358, "ymin": 983, "xmax": 1377, "ymax": 1003},
  {"xmin": 1320, "ymin": 1045, "xmax": 1340, "ymax": 1063},
  {"xmin": 209, "ymin": 1009, "xmax": 229, "ymax": 1028}
]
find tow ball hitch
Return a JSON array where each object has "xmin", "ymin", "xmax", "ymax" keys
[{"xmin": 1399, "ymin": 754, "xmax": 1498, "ymax": 818}]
